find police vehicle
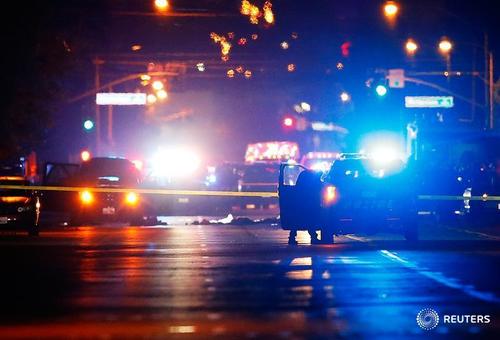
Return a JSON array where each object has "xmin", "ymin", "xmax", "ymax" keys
[{"xmin": 279, "ymin": 152, "xmax": 418, "ymax": 244}]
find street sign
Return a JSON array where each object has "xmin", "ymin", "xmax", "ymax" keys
[
  {"xmin": 96, "ymin": 93, "xmax": 147, "ymax": 105},
  {"xmin": 388, "ymin": 69, "xmax": 405, "ymax": 88},
  {"xmin": 405, "ymin": 96, "xmax": 454, "ymax": 108}
]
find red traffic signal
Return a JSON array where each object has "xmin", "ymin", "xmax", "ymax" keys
[
  {"xmin": 81, "ymin": 150, "xmax": 91, "ymax": 162},
  {"xmin": 282, "ymin": 116, "xmax": 295, "ymax": 128}
]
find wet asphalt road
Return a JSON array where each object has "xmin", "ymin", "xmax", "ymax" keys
[{"xmin": 0, "ymin": 217, "xmax": 499, "ymax": 339}]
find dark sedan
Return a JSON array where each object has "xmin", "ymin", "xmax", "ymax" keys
[{"xmin": 0, "ymin": 176, "xmax": 40, "ymax": 235}]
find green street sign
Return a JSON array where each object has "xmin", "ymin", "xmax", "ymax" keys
[{"xmin": 405, "ymin": 96, "xmax": 454, "ymax": 108}]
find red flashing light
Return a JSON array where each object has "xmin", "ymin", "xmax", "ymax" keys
[
  {"xmin": 81, "ymin": 150, "xmax": 91, "ymax": 162},
  {"xmin": 283, "ymin": 116, "xmax": 295, "ymax": 128},
  {"xmin": 341, "ymin": 41, "xmax": 351, "ymax": 57}
]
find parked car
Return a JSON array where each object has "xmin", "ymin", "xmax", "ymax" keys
[
  {"xmin": 43, "ymin": 157, "xmax": 149, "ymax": 225},
  {"xmin": 0, "ymin": 175, "xmax": 40, "ymax": 235}
]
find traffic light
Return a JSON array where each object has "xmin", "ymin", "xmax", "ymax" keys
[
  {"xmin": 282, "ymin": 116, "xmax": 296, "ymax": 129},
  {"xmin": 387, "ymin": 69, "xmax": 405, "ymax": 88},
  {"xmin": 83, "ymin": 119, "xmax": 94, "ymax": 131},
  {"xmin": 375, "ymin": 84, "xmax": 388, "ymax": 97},
  {"xmin": 81, "ymin": 150, "xmax": 91, "ymax": 162}
]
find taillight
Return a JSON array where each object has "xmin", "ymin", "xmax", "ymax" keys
[
  {"xmin": 323, "ymin": 185, "xmax": 338, "ymax": 206},
  {"xmin": 80, "ymin": 190, "xmax": 93, "ymax": 204},
  {"xmin": 125, "ymin": 192, "xmax": 138, "ymax": 205},
  {"xmin": 0, "ymin": 196, "xmax": 30, "ymax": 204}
]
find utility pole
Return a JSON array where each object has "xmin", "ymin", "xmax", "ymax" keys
[
  {"xmin": 93, "ymin": 57, "xmax": 105, "ymax": 156},
  {"xmin": 484, "ymin": 34, "xmax": 489, "ymax": 130},
  {"xmin": 489, "ymin": 52, "xmax": 495, "ymax": 129},
  {"xmin": 108, "ymin": 85, "xmax": 114, "ymax": 146}
]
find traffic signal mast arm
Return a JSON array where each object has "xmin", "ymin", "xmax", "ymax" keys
[
  {"xmin": 401, "ymin": 76, "xmax": 484, "ymax": 108},
  {"xmin": 67, "ymin": 71, "xmax": 178, "ymax": 104}
]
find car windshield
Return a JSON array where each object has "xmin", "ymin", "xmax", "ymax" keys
[
  {"xmin": 79, "ymin": 159, "xmax": 139, "ymax": 186},
  {"xmin": 326, "ymin": 158, "xmax": 405, "ymax": 182}
]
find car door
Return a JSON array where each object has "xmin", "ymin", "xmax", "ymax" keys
[{"xmin": 279, "ymin": 163, "xmax": 323, "ymax": 230}]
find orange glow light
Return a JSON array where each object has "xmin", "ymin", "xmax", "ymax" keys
[
  {"xmin": 0, "ymin": 196, "xmax": 30, "ymax": 204},
  {"xmin": 438, "ymin": 39, "xmax": 453, "ymax": 54},
  {"xmin": 241, "ymin": 0, "xmax": 266, "ymax": 25},
  {"xmin": 323, "ymin": 185, "xmax": 337, "ymax": 205},
  {"xmin": 154, "ymin": 0, "xmax": 169, "ymax": 12},
  {"xmin": 81, "ymin": 150, "xmax": 91, "ymax": 162},
  {"xmin": 126, "ymin": 192, "xmax": 138, "ymax": 205},
  {"xmin": 263, "ymin": 1, "xmax": 274, "ymax": 24},
  {"xmin": 210, "ymin": 32, "xmax": 232, "ymax": 60},
  {"xmin": 152, "ymin": 80, "xmax": 164, "ymax": 91},
  {"xmin": 80, "ymin": 190, "xmax": 93, "ymax": 204},
  {"xmin": 156, "ymin": 89, "xmax": 168, "ymax": 100},
  {"xmin": 384, "ymin": 1, "xmax": 399, "ymax": 17},
  {"xmin": 147, "ymin": 94, "xmax": 157, "ymax": 104},
  {"xmin": 405, "ymin": 39, "xmax": 418, "ymax": 54}
]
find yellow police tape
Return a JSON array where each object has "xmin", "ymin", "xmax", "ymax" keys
[
  {"xmin": 1, "ymin": 185, "xmax": 499, "ymax": 201},
  {"xmin": 0, "ymin": 185, "xmax": 279, "ymax": 198},
  {"xmin": 417, "ymin": 195, "xmax": 500, "ymax": 201}
]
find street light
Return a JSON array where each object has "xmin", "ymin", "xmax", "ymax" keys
[
  {"xmin": 152, "ymin": 80, "xmax": 164, "ymax": 91},
  {"xmin": 405, "ymin": 39, "xmax": 418, "ymax": 55},
  {"xmin": 383, "ymin": 1, "xmax": 399, "ymax": 18},
  {"xmin": 147, "ymin": 94, "xmax": 157, "ymax": 104},
  {"xmin": 438, "ymin": 38, "xmax": 453, "ymax": 55},
  {"xmin": 340, "ymin": 92, "xmax": 350, "ymax": 102},
  {"xmin": 157, "ymin": 89, "xmax": 168, "ymax": 100}
]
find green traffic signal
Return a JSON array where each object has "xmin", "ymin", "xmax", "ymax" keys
[
  {"xmin": 375, "ymin": 85, "xmax": 388, "ymax": 96},
  {"xmin": 83, "ymin": 119, "xmax": 94, "ymax": 131}
]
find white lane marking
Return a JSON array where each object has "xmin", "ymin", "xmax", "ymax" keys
[
  {"xmin": 379, "ymin": 250, "xmax": 500, "ymax": 304},
  {"xmin": 345, "ymin": 234, "xmax": 500, "ymax": 303},
  {"xmin": 445, "ymin": 226, "xmax": 500, "ymax": 241},
  {"xmin": 344, "ymin": 234, "xmax": 369, "ymax": 243}
]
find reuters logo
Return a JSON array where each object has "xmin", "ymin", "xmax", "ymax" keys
[{"xmin": 417, "ymin": 308, "xmax": 440, "ymax": 330}]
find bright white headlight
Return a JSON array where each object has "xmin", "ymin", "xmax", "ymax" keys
[{"xmin": 150, "ymin": 148, "xmax": 201, "ymax": 179}]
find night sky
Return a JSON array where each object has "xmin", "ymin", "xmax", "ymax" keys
[{"xmin": 1, "ymin": 0, "xmax": 498, "ymax": 163}]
